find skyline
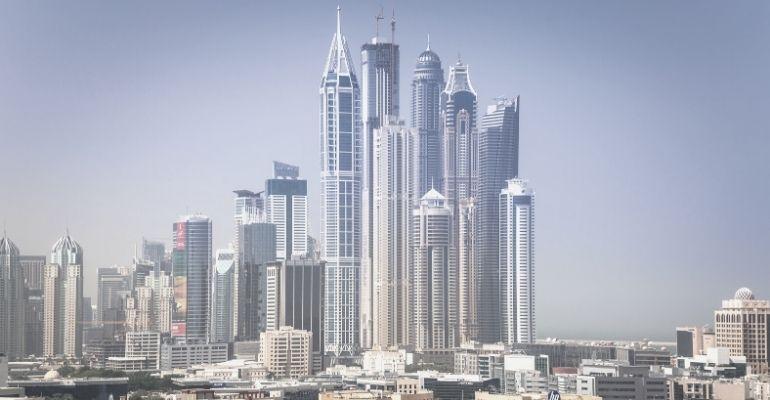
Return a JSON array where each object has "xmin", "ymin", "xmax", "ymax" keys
[{"xmin": 1, "ymin": 0, "xmax": 769, "ymax": 341}]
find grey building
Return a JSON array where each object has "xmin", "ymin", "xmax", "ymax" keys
[
  {"xmin": 441, "ymin": 60, "xmax": 479, "ymax": 343},
  {"xmin": 412, "ymin": 39, "xmax": 445, "ymax": 198},
  {"xmin": 96, "ymin": 267, "xmax": 131, "ymax": 327},
  {"xmin": 19, "ymin": 255, "xmax": 46, "ymax": 291},
  {"xmin": 477, "ymin": 97, "xmax": 520, "ymax": 344},
  {"xmin": 0, "ymin": 235, "xmax": 25, "ymax": 359},
  {"xmin": 319, "ymin": 6, "xmax": 363, "ymax": 359},
  {"xmin": 237, "ymin": 221, "xmax": 276, "ymax": 340},
  {"xmin": 171, "ymin": 215, "xmax": 212, "ymax": 344},
  {"xmin": 232, "ymin": 189, "xmax": 264, "ymax": 341},
  {"xmin": 160, "ymin": 342, "xmax": 229, "ymax": 370},
  {"xmin": 25, "ymin": 289, "xmax": 44, "ymax": 356},
  {"xmin": 141, "ymin": 239, "xmax": 166, "ymax": 275},
  {"xmin": 210, "ymin": 248, "xmax": 235, "ymax": 343},
  {"xmin": 361, "ymin": 20, "xmax": 400, "ymax": 350}
]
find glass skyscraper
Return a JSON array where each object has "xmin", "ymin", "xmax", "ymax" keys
[
  {"xmin": 319, "ymin": 7, "xmax": 362, "ymax": 358},
  {"xmin": 172, "ymin": 215, "xmax": 212, "ymax": 344},
  {"xmin": 477, "ymin": 97, "xmax": 520, "ymax": 343},
  {"xmin": 0, "ymin": 234, "xmax": 25, "ymax": 359},
  {"xmin": 210, "ymin": 248, "xmax": 235, "ymax": 343}
]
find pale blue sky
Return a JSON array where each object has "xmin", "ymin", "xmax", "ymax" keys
[{"xmin": 1, "ymin": 0, "xmax": 768, "ymax": 340}]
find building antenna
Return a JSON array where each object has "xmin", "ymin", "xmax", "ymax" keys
[
  {"xmin": 427, "ymin": 33, "xmax": 431, "ymax": 51},
  {"xmin": 375, "ymin": 7, "xmax": 384, "ymax": 41}
]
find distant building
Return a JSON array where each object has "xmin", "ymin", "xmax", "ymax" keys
[
  {"xmin": 44, "ymin": 232, "xmax": 84, "ymax": 357},
  {"xmin": 499, "ymin": 179, "xmax": 535, "ymax": 344},
  {"xmin": 616, "ymin": 347, "xmax": 672, "ymax": 367},
  {"xmin": 160, "ymin": 342, "xmax": 229, "ymax": 370},
  {"xmin": 362, "ymin": 349, "xmax": 411, "ymax": 375},
  {"xmin": 260, "ymin": 327, "xmax": 312, "ymax": 379},
  {"xmin": 96, "ymin": 267, "xmax": 131, "ymax": 328},
  {"xmin": 232, "ymin": 189, "xmax": 264, "ymax": 338},
  {"xmin": 674, "ymin": 347, "xmax": 747, "ymax": 378},
  {"xmin": 172, "ymin": 215, "xmax": 212, "ymax": 344},
  {"xmin": 210, "ymin": 248, "xmax": 235, "ymax": 343},
  {"xmin": 576, "ymin": 360, "xmax": 668, "ymax": 400},
  {"xmin": 9, "ymin": 375, "xmax": 129, "ymax": 400},
  {"xmin": 509, "ymin": 342, "xmax": 616, "ymax": 369},
  {"xmin": 422, "ymin": 376, "xmax": 499, "ymax": 400},
  {"xmin": 25, "ymin": 289, "xmax": 44, "ymax": 356},
  {"xmin": 715, "ymin": 287, "xmax": 770, "ymax": 374},
  {"xmin": 0, "ymin": 235, "xmax": 25, "ymax": 359},
  {"xmin": 141, "ymin": 238, "xmax": 166, "ymax": 274},
  {"xmin": 266, "ymin": 161, "xmax": 309, "ymax": 260}
]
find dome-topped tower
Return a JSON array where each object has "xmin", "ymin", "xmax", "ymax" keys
[
  {"xmin": 734, "ymin": 287, "xmax": 755, "ymax": 300},
  {"xmin": 51, "ymin": 231, "xmax": 83, "ymax": 268},
  {"xmin": 0, "ymin": 235, "xmax": 19, "ymax": 256}
]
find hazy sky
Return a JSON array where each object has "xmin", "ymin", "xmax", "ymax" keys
[{"xmin": 1, "ymin": 0, "xmax": 768, "ymax": 341}]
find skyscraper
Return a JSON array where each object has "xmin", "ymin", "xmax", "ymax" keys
[
  {"xmin": 411, "ymin": 189, "xmax": 457, "ymax": 349},
  {"xmin": 715, "ymin": 287, "xmax": 770, "ymax": 374},
  {"xmin": 412, "ymin": 39, "xmax": 445, "ymax": 197},
  {"xmin": 476, "ymin": 97, "xmax": 520, "ymax": 343},
  {"xmin": 266, "ymin": 161, "xmax": 309, "ymax": 260},
  {"xmin": 141, "ymin": 239, "xmax": 166, "ymax": 274},
  {"xmin": 96, "ymin": 267, "xmax": 131, "ymax": 327},
  {"xmin": 44, "ymin": 232, "xmax": 84, "ymax": 357},
  {"xmin": 320, "ymin": 7, "xmax": 362, "ymax": 358},
  {"xmin": 371, "ymin": 118, "xmax": 417, "ymax": 348},
  {"xmin": 237, "ymin": 221, "xmax": 276, "ymax": 340},
  {"xmin": 499, "ymin": 179, "xmax": 535, "ymax": 345},
  {"xmin": 441, "ymin": 60, "xmax": 478, "ymax": 342},
  {"xmin": 232, "ymin": 189, "xmax": 263, "ymax": 339},
  {"xmin": 0, "ymin": 234, "xmax": 25, "ymax": 359},
  {"xmin": 360, "ymin": 15, "xmax": 400, "ymax": 350},
  {"xmin": 210, "ymin": 248, "xmax": 235, "ymax": 343},
  {"xmin": 172, "ymin": 215, "xmax": 212, "ymax": 344}
]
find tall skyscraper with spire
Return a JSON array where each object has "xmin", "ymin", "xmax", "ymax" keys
[
  {"xmin": 44, "ymin": 232, "xmax": 84, "ymax": 357},
  {"xmin": 0, "ymin": 234, "xmax": 25, "ymax": 359},
  {"xmin": 319, "ymin": 7, "xmax": 363, "ymax": 358},
  {"xmin": 412, "ymin": 37, "xmax": 445, "ymax": 197},
  {"xmin": 360, "ymin": 11, "xmax": 399, "ymax": 349},
  {"xmin": 441, "ymin": 60, "xmax": 479, "ymax": 343},
  {"xmin": 476, "ymin": 96, "xmax": 520, "ymax": 343}
]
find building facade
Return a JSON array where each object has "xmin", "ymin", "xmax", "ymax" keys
[
  {"xmin": 499, "ymin": 179, "xmax": 535, "ymax": 344},
  {"xmin": 44, "ymin": 233, "xmax": 84, "ymax": 357},
  {"xmin": 172, "ymin": 215, "xmax": 212, "ymax": 344},
  {"xmin": 237, "ymin": 221, "xmax": 276, "ymax": 340},
  {"xmin": 320, "ymin": 7, "xmax": 363, "ymax": 358},
  {"xmin": 232, "ymin": 189, "xmax": 264, "ymax": 338},
  {"xmin": 266, "ymin": 161, "xmax": 309, "ymax": 260}
]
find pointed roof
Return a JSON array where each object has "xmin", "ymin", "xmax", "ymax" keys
[
  {"xmin": 421, "ymin": 188, "xmax": 446, "ymax": 201},
  {"xmin": 52, "ymin": 232, "xmax": 82, "ymax": 254},
  {"xmin": 321, "ymin": 6, "xmax": 357, "ymax": 82},
  {"xmin": 0, "ymin": 234, "xmax": 19, "ymax": 256},
  {"xmin": 445, "ymin": 60, "xmax": 476, "ymax": 95}
]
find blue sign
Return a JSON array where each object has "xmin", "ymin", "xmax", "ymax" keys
[{"xmin": 548, "ymin": 390, "xmax": 561, "ymax": 400}]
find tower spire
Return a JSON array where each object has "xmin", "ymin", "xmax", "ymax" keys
[
  {"xmin": 336, "ymin": 5, "xmax": 342, "ymax": 40},
  {"xmin": 427, "ymin": 33, "xmax": 431, "ymax": 51}
]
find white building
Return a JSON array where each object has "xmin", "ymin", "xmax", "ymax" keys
[
  {"xmin": 715, "ymin": 287, "xmax": 770, "ymax": 374},
  {"xmin": 499, "ymin": 179, "xmax": 535, "ymax": 344},
  {"xmin": 160, "ymin": 342, "xmax": 229, "ymax": 370},
  {"xmin": 43, "ymin": 233, "xmax": 84, "ymax": 358},
  {"xmin": 125, "ymin": 331, "xmax": 161, "ymax": 370},
  {"xmin": 259, "ymin": 326, "xmax": 312, "ymax": 379},
  {"xmin": 411, "ymin": 189, "xmax": 457, "ymax": 350},
  {"xmin": 371, "ymin": 118, "xmax": 417, "ymax": 348},
  {"xmin": 266, "ymin": 161, "xmax": 309, "ymax": 260},
  {"xmin": 362, "ymin": 349, "xmax": 412, "ymax": 375}
]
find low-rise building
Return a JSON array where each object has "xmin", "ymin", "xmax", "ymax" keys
[
  {"xmin": 160, "ymin": 342, "xmax": 229, "ymax": 370},
  {"xmin": 577, "ymin": 360, "xmax": 668, "ymax": 400},
  {"xmin": 259, "ymin": 326, "xmax": 312, "ymax": 379},
  {"xmin": 362, "ymin": 349, "xmax": 411, "ymax": 375}
]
